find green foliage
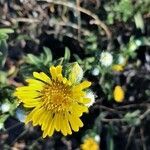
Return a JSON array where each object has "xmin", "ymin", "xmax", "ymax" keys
[
  {"xmin": 26, "ymin": 47, "xmax": 52, "ymax": 67},
  {"xmin": 0, "ymin": 40, "xmax": 8, "ymax": 68},
  {"xmin": 0, "ymin": 28, "xmax": 14, "ymax": 40},
  {"xmin": 105, "ymin": 0, "xmax": 149, "ymax": 24},
  {"xmin": 0, "ymin": 28, "xmax": 14, "ymax": 68},
  {"xmin": 124, "ymin": 110, "xmax": 141, "ymax": 126}
]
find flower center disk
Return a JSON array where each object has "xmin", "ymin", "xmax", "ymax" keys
[{"xmin": 41, "ymin": 80, "xmax": 72, "ymax": 112}]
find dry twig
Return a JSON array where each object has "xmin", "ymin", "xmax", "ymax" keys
[{"xmin": 38, "ymin": 0, "xmax": 112, "ymax": 40}]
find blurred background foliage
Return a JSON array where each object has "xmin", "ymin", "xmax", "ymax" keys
[{"xmin": 0, "ymin": 0, "xmax": 150, "ymax": 150}]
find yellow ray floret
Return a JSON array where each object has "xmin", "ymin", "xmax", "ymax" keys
[{"xmin": 14, "ymin": 65, "xmax": 91, "ymax": 137}]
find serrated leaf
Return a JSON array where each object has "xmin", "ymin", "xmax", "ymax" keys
[{"xmin": 26, "ymin": 54, "xmax": 41, "ymax": 65}]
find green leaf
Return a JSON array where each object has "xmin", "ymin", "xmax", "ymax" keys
[
  {"xmin": 0, "ymin": 40, "xmax": 8, "ymax": 68},
  {"xmin": 107, "ymin": 125, "xmax": 114, "ymax": 150},
  {"xmin": 134, "ymin": 13, "xmax": 144, "ymax": 32},
  {"xmin": 124, "ymin": 110, "xmax": 141, "ymax": 126},
  {"xmin": 26, "ymin": 54, "xmax": 41, "ymax": 65},
  {"xmin": 0, "ymin": 71, "xmax": 7, "ymax": 84},
  {"xmin": 0, "ymin": 28, "xmax": 14, "ymax": 34},
  {"xmin": 64, "ymin": 47, "xmax": 70, "ymax": 61},
  {"xmin": 43, "ymin": 47, "xmax": 52, "ymax": 65},
  {"xmin": 0, "ymin": 33, "xmax": 8, "ymax": 40}
]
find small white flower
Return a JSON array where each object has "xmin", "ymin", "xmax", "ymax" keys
[
  {"xmin": 86, "ymin": 91, "xmax": 95, "ymax": 107},
  {"xmin": 16, "ymin": 109, "xmax": 26, "ymax": 122},
  {"xmin": 1, "ymin": 103, "xmax": 11, "ymax": 113},
  {"xmin": 0, "ymin": 123, "xmax": 4, "ymax": 130},
  {"xmin": 92, "ymin": 68, "xmax": 100, "ymax": 76},
  {"xmin": 100, "ymin": 52, "xmax": 113, "ymax": 67},
  {"xmin": 129, "ymin": 43, "xmax": 137, "ymax": 51},
  {"xmin": 135, "ymin": 40, "xmax": 142, "ymax": 46},
  {"xmin": 118, "ymin": 55, "xmax": 126, "ymax": 65},
  {"xmin": 94, "ymin": 135, "xmax": 100, "ymax": 143}
]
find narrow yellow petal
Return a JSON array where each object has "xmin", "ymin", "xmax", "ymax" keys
[
  {"xmin": 33, "ymin": 72, "xmax": 51, "ymax": 83},
  {"xmin": 71, "ymin": 103, "xmax": 88, "ymax": 117},
  {"xmin": 79, "ymin": 81, "xmax": 91, "ymax": 89},
  {"xmin": 60, "ymin": 115, "xmax": 67, "ymax": 136},
  {"xmin": 64, "ymin": 113, "xmax": 72, "ymax": 135},
  {"xmin": 55, "ymin": 65, "xmax": 62, "ymax": 74},
  {"xmin": 26, "ymin": 79, "xmax": 45, "ymax": 88},
  {"xmin": 82, "ymin": 98, "xmax": 91, "ymax": 104},
  {"xmin": 32, "ymin": 107, "xmax": 44, "ymax": 126},
  {"xmin": 15, "ymin": 91, "xmax": 40, "ymax": 100},
  {"xmin": 47, "ymin": 118, "xmax": 55, "ymax": 136},
  {"xmin": 68, "ymin": 114, "xmax": 83, "ymax": 132},
  {"xmin": 25, "ymin": 107, "xmax": 39, "ymax": 124},
  {"xmin": 38, "ymin": 110, "xmax": 47, "ymax": 125},
  {"xmin": 49, "ymin": 66, "xmax": 57, "ymax": 80},
  {"xmin": 57, "ymin": 74, "xmax": 63, "ymax": 82},
  {"xmin": 42, "ymin": 114, "xmax": 52, "ymax": 138},
  {"xmin": 54, "ymin": 113, "xmax": 61, "ymax": 131},
  {"xmin": 41, "ymin": 113, "xmax": 52, "ymax": 131}
]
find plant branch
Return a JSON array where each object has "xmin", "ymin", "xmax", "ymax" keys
[{"xmin": 38, "ymin": 0, "xmax": 112, "ymax": 40}]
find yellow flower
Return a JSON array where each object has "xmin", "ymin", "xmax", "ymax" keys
[
  {"xmin": 81, "ymin": 137, "xmax": 99, "ymax": 150},
  {"xmin": 112, "ymin": 64, "xmax": 124, "ymax": 72},
  {"xmin": 14, "ymin": 65, "xmax": 91, "ymax": 138},
  {"xmin": 113, "ymin": 85, "xmax": 124, "ymax": 102}
]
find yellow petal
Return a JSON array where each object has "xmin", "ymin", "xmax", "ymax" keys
[
  {"xmin": 32, "ymin": 107, "xmax": 44, "ymax": 126},
  {"xmin": 49, "ymin": 66, "xmax": 57, "ymax": 80},
  {"xmin": 75, "ymin": 81, "xmax": 91, "ymax": 90},
  {"xmin": 71, "ymin": 103, "xmax": 88, "ymax": 117},
  {"xmin": 42, "ymin": 113, "xmax": 52, "ymax": 138},
  {"xmin": 55, "ymin": 65, "xmax": 62, "ymax": 74},
  {"xmin": 25, "ymin": 107, "xmax": 39, "ymax": 124},
  {"xmin": 15, "ymin": 91, "xmax": 40, "ymax": 99},
  {"xmin": 26, "ymin": 79, "xmax": 45, "ymax": 89},
  {"xmin": 60, "ymin": 115, "xmax": 67, "ymax": 136},
  {"xmin": 47, "ymin": 117, "xmax": 55, "ymax": 136},
  {"xmin": 33, "ymin": 72, "xmax": 51, "ymax": 83},
  {"xmin": 41, "ymin": 112, "xmax": 52, "ymax": 131},
  {"xmin": 57, "ymin": 74, "xmax": 63, "ymax": 82},
  {"xmin": 82, "ymin": 98, "xmax": 91, "ymax": 104},
  {"xmin": 68, "ymin": 114, "xmax": 83, "ymax": 132},
  {"xmin": 54, "ymin": 113, "xmax": 61, "ymax": 131}
]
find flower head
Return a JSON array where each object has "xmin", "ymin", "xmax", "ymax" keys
[
  {"xmin": 100, "ymin": 52, "xmax": 113, "ymax": 67},
  {"xmin": 112, "ymin": 64, "xmax": 124, "ymax": 72},
  {"xmin": 81, "ymin": 137, "xmax": 100, "ymax": 150},
  {"xmin": 91, "ymin": 68, "xmax": 100, "ymax": 76},
  {"xmin": 113, "ymin": 85, "xmax": 124, "ymax": 102},
  {"xmin": 85, "ymin": 91, "xmax": 95, "ymax": 107},
  {"xmin": 1, "ymin": 103, "xmax": 11, "ymax": 113},
  {"xmin": 14, "ymin": 65, "xmax": 91, "ymax": 137}
]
